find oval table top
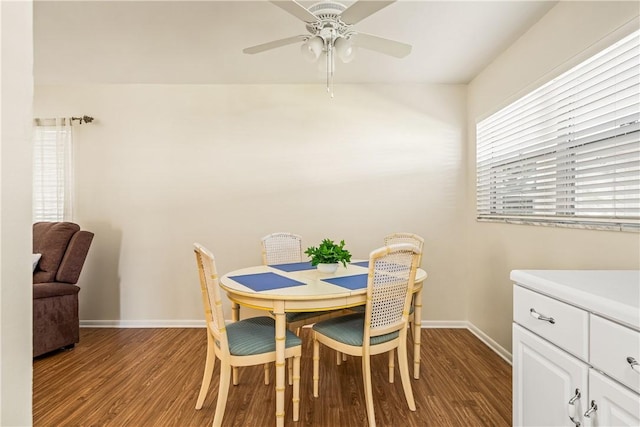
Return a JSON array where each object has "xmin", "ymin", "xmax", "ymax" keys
[{"xmin": 220, "ymin": 261, "xmax": 427, "ymax": 312}]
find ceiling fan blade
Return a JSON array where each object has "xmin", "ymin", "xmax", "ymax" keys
[
  {"xmin": 243, "ymin": 35, "xmax": 307, "ymax": 54},
  {"xmin": 270, "ymin": 0, "xmax": 318, "ymax": 23},
  {"xmin": 351, "ymin": 32, "xmax": 411, "ymax": 58},
  {"xmin": 340, "ymin": 0, "xmax": 396, "ymax": 25}
]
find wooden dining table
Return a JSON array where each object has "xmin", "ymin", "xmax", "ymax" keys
[{"xmin": 220, "ymin": 260, "xmax": 427, "ymax": 427}]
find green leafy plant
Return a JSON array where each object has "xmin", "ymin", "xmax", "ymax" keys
[{"xmin": 305, "ymin": 239, "xmax": 352, "ymax": 267}]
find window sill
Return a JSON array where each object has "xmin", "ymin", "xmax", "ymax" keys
[{"xmin": 477, "ymin": 217, "xmax": 639, "ymax": 233}]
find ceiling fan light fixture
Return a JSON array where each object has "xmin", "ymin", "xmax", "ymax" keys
[
  {"xmin": 334, "ymin": 36, "xmax": 355, "ymax": 63},
  {"xmin": 301, "ymin": 36, "xmax": 324, "ymax": 62},
  {"xmin": 244, "ymin": 0, "xmax": 412, "ymax": 96}
]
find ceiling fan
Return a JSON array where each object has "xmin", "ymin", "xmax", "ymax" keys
[{"xmin": 243, "ymin": 0, "xmax": 412, "ymax": 96}]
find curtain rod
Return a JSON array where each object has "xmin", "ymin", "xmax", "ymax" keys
[{"xmin": 71, "ymin": 115, "xmax": 94, "ymax": 124}]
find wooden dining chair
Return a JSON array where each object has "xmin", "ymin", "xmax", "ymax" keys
[
  {"xmin": 382, "ymin": 233, "xmax": 424, "ymax": 379},
  {"xmin": 312, "ymin": 243, "xmax": 420, "ymax": 427},
  {"xmin": 193, "ymin": 243, "xmax": 302, "ymax": 426},
  {"xmin": 383, "ymin": 232, "xmax": 424, "ymax": 263},
  {"xmin": 352, "ymin": 234, "xmax": 424, "ymax": 322},
  {"xmin": 261, "ymin": 232, "xmax": 341, "ymax": 333},
  {"xmin": 384, "ymin": 233, "xmax": 424, "ymax": 323},
  {"xmin": 262, "ymin": 232, "xmax": 345, "ymax": 383},
  {"xmin": 351, "ymin": 233, "xmax": 424, "ymax": 336},
  {"xmin": 261, "ymin": 232, "xmax": 305, "ymax": 265}
]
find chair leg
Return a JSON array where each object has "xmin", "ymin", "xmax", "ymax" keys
[
  {"xmin": 213, "ymin": 361, "xmax": 232, "ymax": 427},
  {"xmin": 388, "ymin": 350, "xmax": 394, "ymax": 383},
  {"xmin": 232, "ymin": 367, "xmax": 239, "ymax": 386},
  {"xmin": 336, "ymin": 351, "xmax": 342, "ymax": 365},
  {"xmin": 313, "ymin": 337, "xmax": 320, "ymax": 397},
  {"xmin": 196, "ymin": 334, "xmax": 216, "ymax": 410},
  {"xmin": 264, "ymin": 363, "xmax": 270, "ymax": 385},
  {"xmin": 292, "ymin": 355, "xmax": 301, "ymax": 421},
  {"xmin": 398, "ymin": 340, "xmax": 416, "ymax": 411},
  {"xmin": 362, "ymin": 354, "xmax": 377, "ymax": 427},
  {"xmin": 288, "ymin": 358, "xmax": 293, "ymax": 386}
]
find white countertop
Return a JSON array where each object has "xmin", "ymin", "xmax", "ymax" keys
[{"xmin": 510, "ymin": 270, "xmax": 640, "ymax": 331}]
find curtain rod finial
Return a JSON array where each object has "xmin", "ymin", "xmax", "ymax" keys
[{"xmin": 71, "ymin": 115, "xmax": 94, "ymax": 124}]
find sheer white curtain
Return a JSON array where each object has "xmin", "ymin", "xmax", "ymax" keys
[{"xmin": 33, "ymin": 118, "xmax": 74, "ymax": 222}]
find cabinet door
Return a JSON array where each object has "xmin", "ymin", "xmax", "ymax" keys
[
  {"xmin": 513, "ymin": 324, "xmax": 589, "ymax": 427},
  {"xmin": 586, "ymin": 369, "xmax": 640, "ymax": 427}
]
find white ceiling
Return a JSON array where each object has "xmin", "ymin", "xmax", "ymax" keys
[{"xmin": 34, "ymin": 0, "xmax": 556, "ymax": 85}]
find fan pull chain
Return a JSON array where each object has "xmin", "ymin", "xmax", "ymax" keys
[{"xmin": 327, "ymin": 31, "xmax": 335, "ymax": 98}]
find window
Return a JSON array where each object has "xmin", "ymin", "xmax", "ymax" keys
[
  {"xmin": 476, "ymin": 30, "xmax": 640, "ymax": 231},
  {"xmin": 33, "ymin": 118, "xmax": 74, "ymax": 222}
]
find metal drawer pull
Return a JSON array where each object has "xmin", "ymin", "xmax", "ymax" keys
[
  {"xmin": 627, "ymin": 357, "xmax": 640, "ymax": 373},
  {"xmin": 567, "ymin": 388, "xmax": 581, "ymax": 426},
  {"xmin": 530, "ymin": 308, "xmax": 555, "ymax": 324},
  {"xmin": 584, "ymin": 400, "xmax": 597, "ymax": 418}
]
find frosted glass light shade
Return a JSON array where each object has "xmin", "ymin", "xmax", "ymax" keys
[
  {"xmin": 301, "ymin": 36, "xmax": 324, "ymax": 62},
  {"xmin": 334, "ymin": 37, "xmax": 355, "ymax": 63},
  {"xmin": 316, "ymin": 51, "xmax": 335, "ymax": 74}
]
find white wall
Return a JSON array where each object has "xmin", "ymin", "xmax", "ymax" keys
[
  {"xmin": 34, "ymin": 83, "xmax": 468, "ymax": 324},
  {"xmin": 0, "ymin": 1, "xmax": 33, "ymax": 424},
  {"xmin": 467, "ymin": 1, "xmax": 640, "ymax": 354}
]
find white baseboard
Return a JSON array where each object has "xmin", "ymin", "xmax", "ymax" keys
[
  {"xmin": 464, "ymin": 322, "xmax": 513, "ymax": 365},
  {"xmin": 81, "ymin": 318, "xmax": 513, "ymax": 364},
  {"xmin": 421, "ymin": 320, "xmax": 468, "ymax": 328},
  {"xmin": 420, "ymin": 319, "xmax": 512, "ymax": 365}
]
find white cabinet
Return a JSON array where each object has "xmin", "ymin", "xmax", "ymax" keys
[
  {"xmin": 511, "ymin": 270, "xmax": 640, "ymax": 427},
  {"xmin": 513, "ymin": 325, "xmax": 589, "ymax": 426}
]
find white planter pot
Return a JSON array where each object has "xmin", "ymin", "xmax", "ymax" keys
[{"xmin": 317, "ymin": 263, "xmax": 339, "ymax": 274}]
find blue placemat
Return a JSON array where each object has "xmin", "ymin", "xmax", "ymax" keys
[
  {"xmin": 229, "ymin": 272, "xmax": 305, "ymax": 292},
  {"xmin": 350, "ymin": 261, "xmax": 369, "ymax": 268},
  {"xmin": 322, "ymin": 274, "xmax": 368, "ymax": 290},
  {"xmin": 270, "ymin": 261, "xmax": 315, "ymax": 272}
]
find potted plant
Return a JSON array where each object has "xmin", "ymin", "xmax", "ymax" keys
[{"xmin": 305, "ymin": 238, "xmax": 352, "ymax": 273}]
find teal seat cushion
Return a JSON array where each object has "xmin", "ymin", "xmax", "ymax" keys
[
  {"xmin": 312, "ymin": 313, "xmax": 399, "ymax": 347},
  {"xmin": 226, "ymin": 316, "xmax": 302, "ymax": 356}
]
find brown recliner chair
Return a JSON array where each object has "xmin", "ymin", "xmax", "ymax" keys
[{"xmin": 33, "ymin": 222, "xmax": 94, "ymax": 357}]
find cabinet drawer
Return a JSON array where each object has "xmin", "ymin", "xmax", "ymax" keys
[
  {"xmin": 514, "ymin": 285, "xmax": 589, "ymax": 360},
  {"xmin": 591, "ymin": 315, "xmax": 640, "ymax": 394}
]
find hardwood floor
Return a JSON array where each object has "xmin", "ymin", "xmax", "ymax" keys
[{"xmin": 33, "ymin": 327, "xmax": 512, "ymax": 426}]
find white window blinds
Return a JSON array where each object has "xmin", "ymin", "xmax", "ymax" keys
[
  {"xmin": 476, "ymin": 30, "xmax": 640, "ymax": 231},
  {"xmin": 33, "ymin": 118, "xmax": 74, "ymax": 222}
]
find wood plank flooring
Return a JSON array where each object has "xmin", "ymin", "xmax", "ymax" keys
[{"xmin": 33, "ymin": 327, "xmax": 512, "ymax": 426}]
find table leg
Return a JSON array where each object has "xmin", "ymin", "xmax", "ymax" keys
[
  {"xmin": 231, "ymin": 302, "xmax": 240, "ymax": 321},
  {"xmin": 231, "ymin": 302, "xmax": 240, "ymax": 385},
  {"xmin": 274, "ymin": 301, "xmax": 286, "ymax": 427},
  {"xmin": 413, "ymin": 288, "xmax": 422, "ymax": 379}
]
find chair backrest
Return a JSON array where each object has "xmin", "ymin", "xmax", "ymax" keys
[
  {"xmin": 364, "ymin": 244, "xmax": 420, "ymax": 345},
  {"xmin": 261, "ymin": 232, "xmax": 303, "ymax": 265},
  {"xmin": 193, "ymin": 243, "xmax": 230, "ymax": 355},
  {"xmin": 33, "ymin": 221, "xmax": 94, "ymax": 284},
  {"xmin": 383, "ymin": 232, "xmax": 424, "ymax": 264}
]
